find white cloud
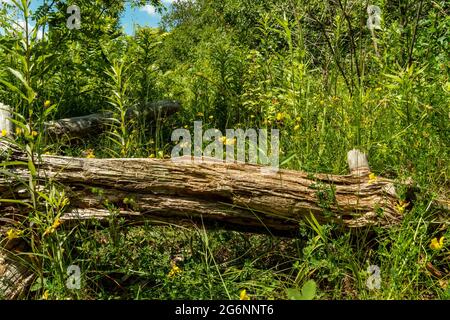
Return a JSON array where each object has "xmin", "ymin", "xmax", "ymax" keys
[
  {"xmin": 139, "ymin": 1, "xmax": 178, "ymax": 16},
  {"xmin": 140, "ymin": 4, "xmax": 157, "ymax": 16}
]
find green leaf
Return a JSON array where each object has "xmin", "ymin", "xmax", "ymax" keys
[
  {"xmin": 286, "ymin": 288, "xmax": 302, "ymax": 300},
  {"xmin": 286, "ymin": 280, "xmax": 317, "ymax": 300},
  {"xmin": 300, "ymin": 280, "xmax": 316, "ymax": 300}
]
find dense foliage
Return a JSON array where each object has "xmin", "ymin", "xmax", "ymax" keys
[{"xmin": 0, "ymin": 0, "xmax": 449, "ymax": 299}]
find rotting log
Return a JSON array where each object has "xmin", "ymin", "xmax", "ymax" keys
[
  {"xmin": 1, "ymin": 100, "xmax": 180, "ymax": 140},
  {"xmin": 44, "ymin": 100, "xmax": 180, "ymax": 138},
  {"xmin": 1, "ymin": 148, "xmax": 403, "ymax": 231},
  {"xmin": 0, "ymin": 145, "xmax": 405, "ymax": 299}
]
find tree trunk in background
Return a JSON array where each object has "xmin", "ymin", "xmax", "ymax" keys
[{"xmin": 44, "ymin": 100, "xmax": 180, "ymax": 139}]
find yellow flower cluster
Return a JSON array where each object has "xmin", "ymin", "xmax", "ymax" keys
[
  {"xmin": 43, "ymin": 218, "xmax": 62, "ymax": 237},
  {"xmin": 168, "ymin": 264, "xmax": 182, "ymax": 278},
  {"xmin": 85, "ymin": 149, "xmax": 96, "ymax": 159},
  {"xmin": 430, "ymin": 236, "xmax": 445, "ymax": 251},
  {"xmin": 368, "ymin": 172, "xmax": 377, "ymax": 184},
  {"xmin": 6, "ymin": 228, "xmax": 23, "ymax": 240},
  {"xmin": 276, "ymin": 112, "xmax": 285, "ymax": 122},
  {"xmin": 220, "ymin": 136, "xmax": 236, "ymax": 146},
  {"xmin": 239, "ymin": 289, "xmax": 250, "ymax": 300},
  {"xmin": 395, "ymin": 200, "xmax": 409, "ymax": 215}
]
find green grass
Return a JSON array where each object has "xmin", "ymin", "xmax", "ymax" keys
[{"xmin": 0, "ymin": 0, "xmax": 449, "ymax": 300}]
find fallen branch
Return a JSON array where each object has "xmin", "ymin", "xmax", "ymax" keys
[
  {"xmin": 1, "ymin": 100, "xmax": 180, "ymax": 140},
  {"xmin": 44, "ymin": 100, "xmax": 180, "ymax": 138}
]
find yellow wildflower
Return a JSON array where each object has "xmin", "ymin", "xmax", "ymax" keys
[
  {"xmin": 42, "ymin": 290, "xmax": 49, "ymax": 300},
  {"xmin": 294, "ymin": 124, "xmax": 300, "ymax": 131},
  {"xmin": 220, "ymin": 136, "xmax": 236, "ymax": 146},
  {"xmin": 276, "ymin": 112, "xmax": 285, "ymax": 122},
  {"xmin": 368, "ymin": 172, "xmax": 377, "ymax": 185},
  {"xmin": 85, "ymin": 149, "xmax": 95, "ymax": 159},
  {"xmin": 6, "ymin": 228, "xmax": 23, "ymax": 240},
  {"xmin": 44, "ymin": 100, "xmax": 51, "ymax": 108},
  {"xmin": 52, "ymin": 218, "xmax": 62, "ymax": 229},
  {"xmin": 168, "ymin": 264, "xmax": 182, "ymax": 278},
  {"xmin": 430, "ymin": 237, "xmax": 445, "ymax": 251},
  {"xmin": 395, "ymin": 200, "xmax": 409, "ymax": 215},
  {"xmin": 1, "ymin": 129, "xmax": 7, "ymax": 137},
  {"xmin": 239, "ymin": 289, "xmax": 250, "ymax": 300},
  {"xmin": 43, "ymin": 218, "xmax": 62, "ymax": 236},
  {"xmin": 31, "ymin": 131, "xmax": 38, "ymax": 137},
  {"xmin": 15, "ymin": 127, "xmax": 22, "ymax": 136}
]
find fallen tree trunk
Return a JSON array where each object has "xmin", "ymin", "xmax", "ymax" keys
[
  {"xmin": 44, "ymin": 100, "xmax": 180, "ymax": 138},
  {"xmin": 1, "ymin": 148, "xmax": 402, "ymax": 232},
  {"xmin": 1, "ymin": 100, "xmax": 180, "ymax": 140},
  {"xmin": 0, "ymin": 145, "xmax": 404, "ymax": 299}
]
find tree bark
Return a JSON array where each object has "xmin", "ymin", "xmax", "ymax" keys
[
  {"xmin": 1, "ymin": 149, "xmax": 402, "ymax": 232},
  {"xmin": 44, "ymin": 100, "xmax": 180, "ymax": 139},
  {"xmin": 0, "ymin": 147, "xmax": 405, "ymax": 299}
]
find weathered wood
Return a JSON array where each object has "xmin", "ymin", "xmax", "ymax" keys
[
  {"xmin": 1, "ymin": 150, "xmax": 402, "ymax": 231},
  {"xmin": 347, "ymin": 149, "xmax": 370, "ymax": 176},
  {"xmin": 0, "ymin": 145, "xmax": 405, "ymax": 298},
  {"xmin": 0, "ymin": 100, "xmax": 180, "ymax": 140},
  {"xmin": 0, "ymin": 243, "xmax": 34, "ymax": 300},
  {"xmin": 44, "ymin": 100, "xmax": 180, "ymax": 138},
  {"xmin": 0, "ymin": 103, "xmax": 13, "ymax": 138}
]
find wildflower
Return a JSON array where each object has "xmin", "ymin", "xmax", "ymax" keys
[
  {"xmin": 209, "ymin": 115, "xmax": 214, "ymax": 120},
  {"xmin": 1, "ymin": 129, "xmax": 7, "ymax": 137},
  {"xmin": 239, "ymin": 289, "xmax": 250, "ymax": 300},
  {"xmin": 44, "ymin": 100, "xmax": 51, "ymax": 108},
  {"xmin": 6, "ymin": 228, "xmax": 23, "ymax": 240},
  {"xmin": 368, "ymin": 172, "xmax": 377, "ymax": 184},
  {"xmin": 196, "ymin": 112, "xmax": 204, "ymax": 117},
  {"xmin": 31, "ymin": 131, "xmax": 38, "ymax": 137},
  {"xmin": 276, "ymin": 112, "xmax": 285, "ymax": 122},
  {"xmin": 42, "ymin": 290, "xmax": 49, "ymax": 300},
  {"xmin": 15, "ymin": 127, "xmax": 22, "ymax": 136},
  {"xmin": 294, "ymin": 124, "xmax": 300, "ymax": 131},
  {"xmin": 395, "ymin": 200, "xmax": 409, "ymax": 215},
  {"xmin": 84, "ymin": 149, "xmax": 95, "ymax": 159},
  {"xmin": 220, "ymin": 136, "xmax": 236, "ymax": 146},
  {"xmin": 43, "ymin": 218, "xmax": 62, "ymax": 237},
  {"xmin": 430, "ymin": 237, "xmax": 445, "ymax": 251},
  {"xmin": 168, "ymin": 264, "xmax": 182, "ymax": 278}
]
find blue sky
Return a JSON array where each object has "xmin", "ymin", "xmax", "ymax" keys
[
  {"xmin": 1, "ymin": 0, "xmax": 172, "ymax": 35},
  {"xmin": 120, "ymin": 0, "xmax": 178, "ymax": 34},
  {"xmin": 120, "ymin": 2, "xmax": 165, "ymax": 34}
]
